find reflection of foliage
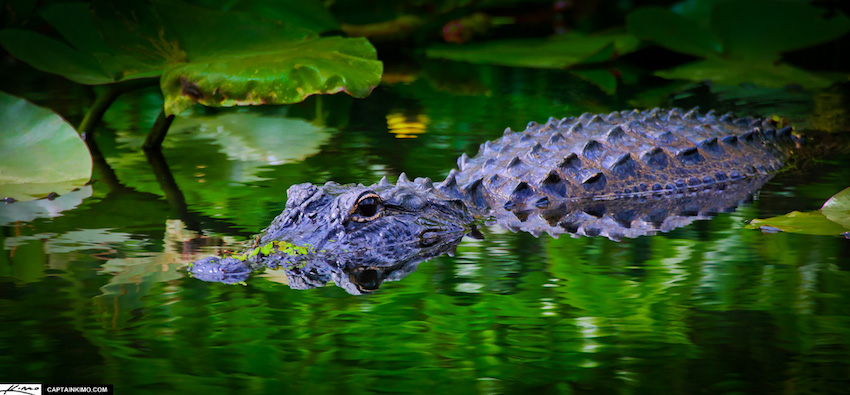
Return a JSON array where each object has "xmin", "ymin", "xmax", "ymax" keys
[
  {"xmin": 4, "ymin": 203, "xmax": 850, "ymax": 392},
  {"xmin": 0, "ymin": 185, "xmax": 93, "ymax": 225},
  {"xmin": 165, "ymin": 109, "xmax": 334, "ymax": 167},
  {"xmin": 388, "ymin": 67, "xmax": 618, "ymax": 180},
  {"xmin": 386, "ymin": 112, "xmax": 429, "ymax": 139},
  {"xmin": 101, "ymin": 104, "xmax": 337, "ymax": 231}
]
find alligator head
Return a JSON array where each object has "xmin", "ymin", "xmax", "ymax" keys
[
  {"xmin": 262, "ymin": 180, "xmax": 474, "ymax": 250},
  {"xmin": 190, "ymin": 177, "xmax": 477, "ymax": 293}
]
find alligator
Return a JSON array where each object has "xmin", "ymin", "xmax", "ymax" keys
[{"xmin": 190, "ymin": 107, "xmax": 800, "ymax": 294}]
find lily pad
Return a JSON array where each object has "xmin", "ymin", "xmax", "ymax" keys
[
  {"xmin": 656, "ymin": 59, "xmax": 837, "ymax": 89},
  {"xmin": 626, "ymin": 0, "xmax": 850, "ymax": 88},
  {"xmin": 747, "ymin": 187, "xmax": 850, "ymax": 237},
  {"xmin": 0, "ymin": 2, "xmax": 170, "ymax": 84},
  {"xmin": 182, "ymin": 0, "xmax": 339, "ymax": 33},
  {"xmin": 0, "ymin": 1, "xmax": 382, "ymax": 114},
  {"xmin": 626, "ymin": 7, "xmax": 721, "ymax": 58},
  {"xmin": 0, "ymin": 92, "xmax": 92, "ymax": 200},
  {"xmin": 0, "ymin": 28, "xmax": 118, "ymax": 85},
  {"xmin": 712, "ymin": 0, "xmax": 850, "ymax": 61},
  {"xmin": 748, "ymin": 211, "xmax": 849, "ymax": 236},
  {"xmin": 670, "ymin": 0, "xmax": 726, "ymax": 29},
  {"xmin": 630, "ymin": 0, "xmax": 850, "ymax": 62},
  {"xmin": 821, "ymin": 187, "xmax": 850, "ymax": 230},
  {"xmin": 161, "ymin": 37, "xmax": 381, "ymax": 115},
  {"xmin": 425, "ymin": 32, "xmax": 639, "ymax": 69}
]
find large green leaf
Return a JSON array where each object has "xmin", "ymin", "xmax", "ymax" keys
[
  {"xmin": 39, "ymin": 3, "xmax": 111, "ymax": 55},
  {"xmin": 0, "ymin": 29, "xmax": 115, "ymax": 84},
  {"xmin": 0, "ymin": 92, "xmax": 92, "ymax": 200},
  {"xmin": 670, "ymin": 0, "xmax": 726, "ymax": 30},
  {"xmin": 0, "ymin": 2, "xmax": 167, "ymax": 84},
  {"xmin": 656, "ymin": 59, "xmax": 838, "ymax": 89},
  {"xmin": 425, "ymin": 32, "xmax": 639, "ymax": 69},
  {"xmin": 626, "ymin": 7, "xmax": 721, "ymax": 58},
  {"xmin": 630, "ymin": 0, "xmax": 850, "ymax": 62},
  {"xmin": 747, "ymin": 187, "xmax": 850, "ymax": 237},
  {"xmin": 747, "ymin": 210, "xmax": 849, "ymax": 236},
  {"xmin": 0, "ymin": 0, "xmax": 381, "ymax": 113},
  {"xmin": 711, "ymin": 0, "xmax": 850, "ymax": 61},
  {"xmin": 161, "ymin": 37, "xmax": 381, "ymax": 115},
  {"xmin": 821, "ymin": 187, "xmax": 850, "ymax": 230},
  {"xmin": 182, "ymin": 0, "xmax": 339, "ymax": 33},
  {"xmin": 626, "ymin": 0, "xmax": 850, "ymax": 88}
]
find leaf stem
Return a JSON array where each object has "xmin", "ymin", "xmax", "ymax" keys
[
  {"xmin": 143, "ymin": 108, "xmax": 175, "ymax": 151},
  {"xmin": 77, "ymin": 79, "xmax": 156, "ymax": 138}
]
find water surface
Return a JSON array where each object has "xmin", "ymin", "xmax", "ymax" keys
[{"xmin": 2, "ymin": 65, "xmax": 849, "ymax": 394}]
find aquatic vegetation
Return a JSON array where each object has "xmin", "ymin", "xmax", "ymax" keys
[
  {"xmin": 0, "ymin": 0, "xmax": 382, "ymax": 144},
  {"xmin": 627, "ymin": 0, "xmax": 850, "ymax": 88},
  {"xmin": 426, "ymin": 31, "xmax": 639, "ymax": 69},
  {"xmin": 749, "ymin": 187, "xmax": 850, "ymax": 237},
  {"xmin": 0, "ymin": 92, "xmax": 92, "ymax": 201}
]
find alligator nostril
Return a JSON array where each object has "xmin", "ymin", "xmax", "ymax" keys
[{"xmin": 419, "ymin": 229, "xmax": 442, "ymax": 247}]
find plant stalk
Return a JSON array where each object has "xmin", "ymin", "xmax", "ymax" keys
[
  {"xmin": 77, "ymin": 78, "xmax": 156, "ymax": 138},
  {"xmin": 143, "ymin": 108, "xmax": 175, "ymax": 151}
]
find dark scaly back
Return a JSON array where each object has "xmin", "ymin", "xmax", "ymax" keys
[
  {"xmin": 450, "ymin": 107, "xmax": 797, "ymax": 213},
  {"xmin": 425, "ymin": 107, "xmax": 800, "ymax": 240}
]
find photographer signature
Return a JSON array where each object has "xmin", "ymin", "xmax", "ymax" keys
[{"xmin": 0, "ymin": 384, "xmax": 40, "ymax": 395}]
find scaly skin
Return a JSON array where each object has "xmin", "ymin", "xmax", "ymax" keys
[{"xmin": 190, "ymin": 107, "xmax": 799, "ymax": 293}]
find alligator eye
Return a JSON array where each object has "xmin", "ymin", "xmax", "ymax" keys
[{"xmin": 350, "ymin": 193, "xmax": 382, "ymax": 222}]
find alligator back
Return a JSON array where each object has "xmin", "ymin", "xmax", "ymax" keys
[{"xmin": 451, "ymin": 108, "xmax": 796, "ymax": 210}]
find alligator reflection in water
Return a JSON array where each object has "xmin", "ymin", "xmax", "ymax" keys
[
  {"xmin": 190, "ymin": 108, "xmax": 798, "ymax": 294},
  {"xmin": 190, "ymin": 175, "xmax": 769, "ymax": 293},
  {"xmin": 190, "ymin": 233, "xmax": 464, "ymax": 295}
]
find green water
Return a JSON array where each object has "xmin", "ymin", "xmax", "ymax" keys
[{"xmin": 2, "ymin": 65, "xmax": 850, "ymax": 394}]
